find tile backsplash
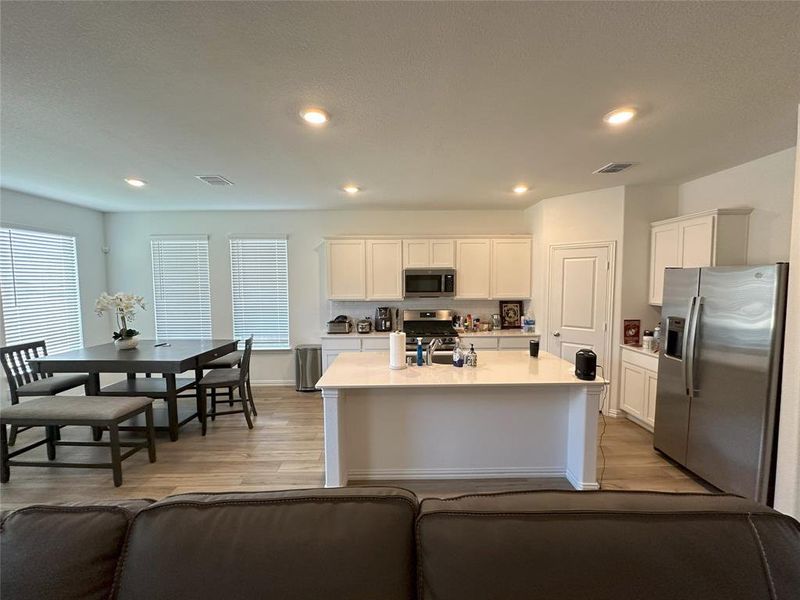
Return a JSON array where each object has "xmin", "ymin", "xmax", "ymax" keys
[{"xmin": 327, "ymin": 298, "xmax": 533, "ymax": 327}]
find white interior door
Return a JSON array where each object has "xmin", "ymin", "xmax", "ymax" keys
[{"xmin": 547, "ymin": 244, "xmax": 611, "ymax": 369}]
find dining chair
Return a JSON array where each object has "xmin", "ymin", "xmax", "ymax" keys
[
  {"xmin": 1, "ymin": 340, "xmax": 90, "ymax": 445},
  {"xmin": 196, "ymin": 337, "xmax": 255, "ymax": 435},
  {"xmin": 201, "ymin": 348, "xmax": 245, "ymax": 409}
]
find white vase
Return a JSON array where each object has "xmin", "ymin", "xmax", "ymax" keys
[{"xmin": 114, "ymin": 335, "xmax": 140, "ymax": 350}]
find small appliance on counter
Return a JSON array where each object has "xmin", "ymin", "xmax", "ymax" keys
[
  {"xmin": 575, "ymin": 349, "xmax": 597, "ymax": 381},
  {"xmin": 326, "ymin": 315, "xmax": 353, "ymax": 334},
  {"xmin": 357, "ymin": 317, "xmax": 373, "ymax": 334},
  {"xmin": 375, "ymin": 307, "xmax": 394, "ymax": 332}
]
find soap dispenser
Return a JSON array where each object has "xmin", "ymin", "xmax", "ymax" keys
[{"xmin": 465, "ymin": 344, "xmax": 478, "ymax": 368}]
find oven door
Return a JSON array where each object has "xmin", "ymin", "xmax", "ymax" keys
[{"xmin": 403, "ymin": 269, "xmax": 455, "ymax": 298}]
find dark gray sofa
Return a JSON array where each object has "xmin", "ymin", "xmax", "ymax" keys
[{"xmin": 2, "ymin": 488, "xmax": 798, "ymax": 600}]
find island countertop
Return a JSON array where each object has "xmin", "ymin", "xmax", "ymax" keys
[{"xmin": 315, "ymin": 350, "xmax": 607, "ymax": 389}]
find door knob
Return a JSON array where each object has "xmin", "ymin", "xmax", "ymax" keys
[{"xmin": 552, "ymin": 332, "xmax": 560, "ymax": 337}]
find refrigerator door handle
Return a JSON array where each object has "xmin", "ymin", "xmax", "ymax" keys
[
  {"xmin": 686, "ymin": 295, "xmax": 703, "ymax": 397},
  {"xmin": 682, "ymin": 296, "xmax": 696, "ymax": 396}
]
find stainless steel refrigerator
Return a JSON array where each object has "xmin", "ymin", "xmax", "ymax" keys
[{"xmin": 654, "ymin": 264, "xmax": 788, "ymax": 504}]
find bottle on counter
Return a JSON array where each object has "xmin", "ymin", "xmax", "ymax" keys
[
  {"xmin": 416, "ymin": 337, "xmax": 424, "ymax": 366},
  {"xmin": 465, "ymin": 344, "xmax": 478, "ymax": 368},
  {"xmin": 653, "ymin": 322, "xmax": 662, "ymax": 353},
  {"xmin": 452, "ymin": 341, "xmax": 464, "ymax": 368}
]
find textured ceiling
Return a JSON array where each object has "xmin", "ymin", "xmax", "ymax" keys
[{"xmin": 1, "ymin": 1, "xmax": 798, "ymax": 212}]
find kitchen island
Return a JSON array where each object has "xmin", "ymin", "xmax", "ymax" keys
[{"xmin": 315, "ymin": 351, "xmax": 606, "ymax": 490}]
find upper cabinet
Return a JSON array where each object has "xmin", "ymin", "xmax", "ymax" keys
[
  {"xmin": 327, "ymin": 240, "xmax": 366, "ymax": 300},
  {"xmin": 456, "ymin": 239, "xmax": 492, "ymax": 299},
  {"xmin": 403, "ymin": 239, "xmax": 455, "ymax": 268},
  {"xmin": 326, "ymin": 236, "xmax": 532, "ymax": 301},
  {"xmin": 366, "ymin": 240, "xmax": 403, "ymax": 300},
  {"xmin": 491, "ymin": 238, "xmax": 532, "ymax": 299},
  {"xmin": 649, "ymin": 209, "xmax": 751, "ymax": 305}
]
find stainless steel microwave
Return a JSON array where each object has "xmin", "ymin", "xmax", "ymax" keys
[{"xmin": 403, "ymin": 269, "xmax": 456, "ymax": 298}]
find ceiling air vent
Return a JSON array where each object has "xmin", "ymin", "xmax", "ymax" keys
[
  {"xmin": 195, "ymin": 175, "xmax": 234, "ymax": 186},
  {"xmin": 593, "ymin": 162, "xmax": 634, "ymax": 174}
]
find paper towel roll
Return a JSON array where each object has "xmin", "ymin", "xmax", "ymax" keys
[{"xmin": 389, "ymin": 331, "xmax": 407, "ymax": 370}]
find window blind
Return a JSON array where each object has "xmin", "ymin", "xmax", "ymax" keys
[
  {"xmin": 150, "ymin": 236, "xmax": 212, "ymax": 339},
  {"xmin": 230, "ymin": 237, "xmax": 289, "ymax": 350},
  {"xmin": 0, "ymin": 227, "xmax": 84, "ymax": 354}
]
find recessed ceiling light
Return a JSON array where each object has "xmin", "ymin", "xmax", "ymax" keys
[
  {"xmin": 603, "ymin": 107, "xmax": 637, "ymax": 125},
  {"xmin": 124, "ymin": 178, "xmax": 146, "ymax": 188},
  {"xmin": 342, "ymin": 185, "xmax": 360, "ymax": 194},
  {"xmin": 513, "ymin": 185, "xmax": 529, "ymax": 194},
  {"xmin": 300, "ymin": 108, "xmax": 330, "ymax": 125}
]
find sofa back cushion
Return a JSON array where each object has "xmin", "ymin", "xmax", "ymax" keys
[
  {"xmin": 417, "ymin": 490, "xmax": 800, "ymax": 600},
  {"xmin": 1, "ymin": 500, "xmax": 152, "ymax": 600},
  {"xmin": 114, "ymin": 487, "xmax": 417, "ymax": 600}
]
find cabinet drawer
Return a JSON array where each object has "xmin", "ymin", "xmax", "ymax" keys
[
  {"xmin": 498, "ymin": 336, "xmax": 538, "ymax": 350},
  {"xmin": 461, "ymin": 337, "xmax": 499, "ymax": 350},
  {"xmin": 361, "ymin": 337, "xmax": 390, "ymax": 351},
  {"xmin": 322, "ymin": 338, "xmax": 361, "ymax": 351},
  {"xmin": 620, "ymin": 347, "xmax": 659, "ymax": 371}
]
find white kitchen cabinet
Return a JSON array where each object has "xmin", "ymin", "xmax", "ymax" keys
[
  {"xmin": 327, "ymin": 240, "xmax": 366, "ymax": 300},
  {"xmin": 621, "ymin": 362, "xmax": 646, "ymax": 420},
  {"xmin": 366, "ymin": 239, "xmax": 403, "ymax": 300},
  {"xmin": 620, "ymin": 346, "xmax": 659, "ymax": 430},
  {"xmin": 456, "ymin": 239, "xmax": 492, "ymax": 299},
  {"xmin": 649, "ymin": 209, "xmax": 751, "ymax": 305},
  {"xmin": 402, "ymin": 239, "xmax": 455, "ymax": 268},
  {"xmin": 491, "ymin": 239, "xmax": 532, "ymax": 299},
  {"xmin": 497, "ymin": 335, "xmax": 539, "ymax": 350}
]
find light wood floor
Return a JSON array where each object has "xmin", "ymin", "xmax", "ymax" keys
[{"xmin": 0, "ymin": 387, "xmax": 709, "ymax": 511}]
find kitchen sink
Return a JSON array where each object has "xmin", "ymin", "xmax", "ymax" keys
[{"xmin": 430, "ymin": 354, "xmax": 453, "ymax": 365}]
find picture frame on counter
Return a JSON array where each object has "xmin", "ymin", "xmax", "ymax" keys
[
  {"xmin": 499, "ymin": 300, "xmax": 523, "ymax": 329},
  {"xmin": 623, "ymin": 319, "xmax": 641, "ymax": 345}
]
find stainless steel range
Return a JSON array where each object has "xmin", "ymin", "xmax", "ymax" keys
[{"xmin": 402, "ymin": 310, "xmax": 458, "ymax": 351}]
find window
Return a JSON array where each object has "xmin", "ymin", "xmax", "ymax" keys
[
  {"xmin": 230, "ymin": 237, "xmax": 289, "ymax": 350},
  {"xmin": 0, "ymin": 226, "xmax": 84, "ymax": 353},
  {"xmin": 150, "ymin": 236, "xmax": 212, "ymax": 339}
]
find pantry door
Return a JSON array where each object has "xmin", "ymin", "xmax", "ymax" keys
[{"xmin": 547, "ymin": 242, "xmax": 614, "ymax": 372}]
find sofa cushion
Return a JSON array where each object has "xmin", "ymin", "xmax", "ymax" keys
[
  {"xmin": 0, "ymin": 500, "xmax": 153, "ymax": 600},
  {"xmin": 417, "ymin": 490, "xmax": 800, "ymax": 600},
  {"xmin": 114, "ymin": 487, "xmax": 418, "ymax": 600}
]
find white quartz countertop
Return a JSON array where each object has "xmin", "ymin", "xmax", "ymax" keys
[
  {"xmin": 619, "ymin": 344, "xmax": 660, "ymax": 360},
  {"xmin": 458, "ymin": 330, "xmax": 540, "ymax": 338},
  {"xmin": 316, "ymin": 350, "xmax": 607, "ymax": 389}
]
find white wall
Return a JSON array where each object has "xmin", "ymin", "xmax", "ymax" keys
[
  {"xmin": 525, "ymin": 186, "xmax": 626, "ymax": 413},
  {"xmin": 775, "ymin": 112, "xmax": 800, "ymax": 519},
  {"xmin": 104, "ymin": 209, "xmax": 528, "ymax": 384},
  {"xmin": 678, "ymin": 147, "xmax": 796, "ymax": 264}
]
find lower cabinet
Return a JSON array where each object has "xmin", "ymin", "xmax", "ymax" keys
[{"xmin": 620, "ymin": 347, "xmax": 659, "ymax": 431}]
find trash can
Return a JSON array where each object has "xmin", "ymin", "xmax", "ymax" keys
[{"xmin": 295, "ymin": 344, "xmax": 322, "ymax": 392}]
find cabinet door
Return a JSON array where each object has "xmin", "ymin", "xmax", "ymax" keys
[
  {"xmin": 621, "ymin": 361, "xmax": 646, "ymax": 419},
  {"xmin": 366, "ymin": 240, "xmax": 403, "ymax": 300},
  {"xmin": 403, "ymin": 239, "xmax": 430, "ymax": 268},
  {"xmin": 322, "ymin": 351, "xmax": 340, "ymax": 372},
  {"xmin": 430, "ymin": 239, "xmax": 455, "ymax": 267},
  {"xmin": 491, "ymin": 239, "xmax": 532, "ymax": 299},
  {"xmin": 498, "ymin": 336, "xmax": 537, "ymax": 350},
  {"xmin": 679, "ymin": 215, "xmax": 715, "ymax": 268},
  {"xmin": 327, "ymin": 240, "xmax": 366, "ymax": 300},
  {"xmin": 456, "ymin": 239, "xmax": 492, "ymax": 299},
  {"xmin": 649, "ymin": 223, "xmax": 680, "ymax": 305},
  {"xmin": 645, "ymin": 370, "xmax": 658, "ymax": 427}
]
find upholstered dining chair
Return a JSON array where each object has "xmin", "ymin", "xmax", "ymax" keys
[
  {"xmin": 196, "ymin": 336, "xmax": 255, "ymax": 435},
  {"xmin": 1, "ymin": 340, "xmax": 89, "ymax": 445}
]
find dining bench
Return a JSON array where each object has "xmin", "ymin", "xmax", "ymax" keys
[{"xmin": 0, "ymin": 395, "xmax": 156, "ymax": 486}]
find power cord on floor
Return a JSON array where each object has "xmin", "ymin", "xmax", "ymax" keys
[{"xmin": 596, "ymin": 364, "xmax": 608, "ymax": 489}]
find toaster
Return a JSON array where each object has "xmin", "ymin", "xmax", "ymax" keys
[{"xmin": 327, "ymin": 315, "xmax": 353, "ymax": 334}]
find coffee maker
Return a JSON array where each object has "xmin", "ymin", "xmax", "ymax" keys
[{"xmin": 374, "ymin": 307, "xmax": 394, "ymax": 332}]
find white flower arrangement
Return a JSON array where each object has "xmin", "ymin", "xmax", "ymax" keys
[{"xmin": 95, "ymin": 292, "xmax": 146, "ymax": 340}]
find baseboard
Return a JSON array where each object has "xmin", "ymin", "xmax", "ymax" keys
[
  {"xmin": 605, "ymin": 408, "xmax": 621, "ymax": 418},
  {"xmin": 347, "ymin": 466, "xmax": 565, "ymax": 480},
  {"xmin": 565, "ymin": 469, "xmax": 600, "ymax": 491},
  {"xmin": 250, "ymin": 380, "xmax": 295, "ymax": 387}
]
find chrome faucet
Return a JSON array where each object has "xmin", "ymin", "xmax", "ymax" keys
[{"xmin": 426, "ymin": 338, "xmax": 444, "ymax": 365}]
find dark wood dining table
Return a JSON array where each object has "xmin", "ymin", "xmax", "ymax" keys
[{"xmin": 28, "ymin": 339, "xmax": 238, "ymax": 441}]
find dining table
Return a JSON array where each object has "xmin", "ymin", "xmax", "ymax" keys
[{"xmin": 28, "ymin": 339, "xmax": 238, "ymax": 441}]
